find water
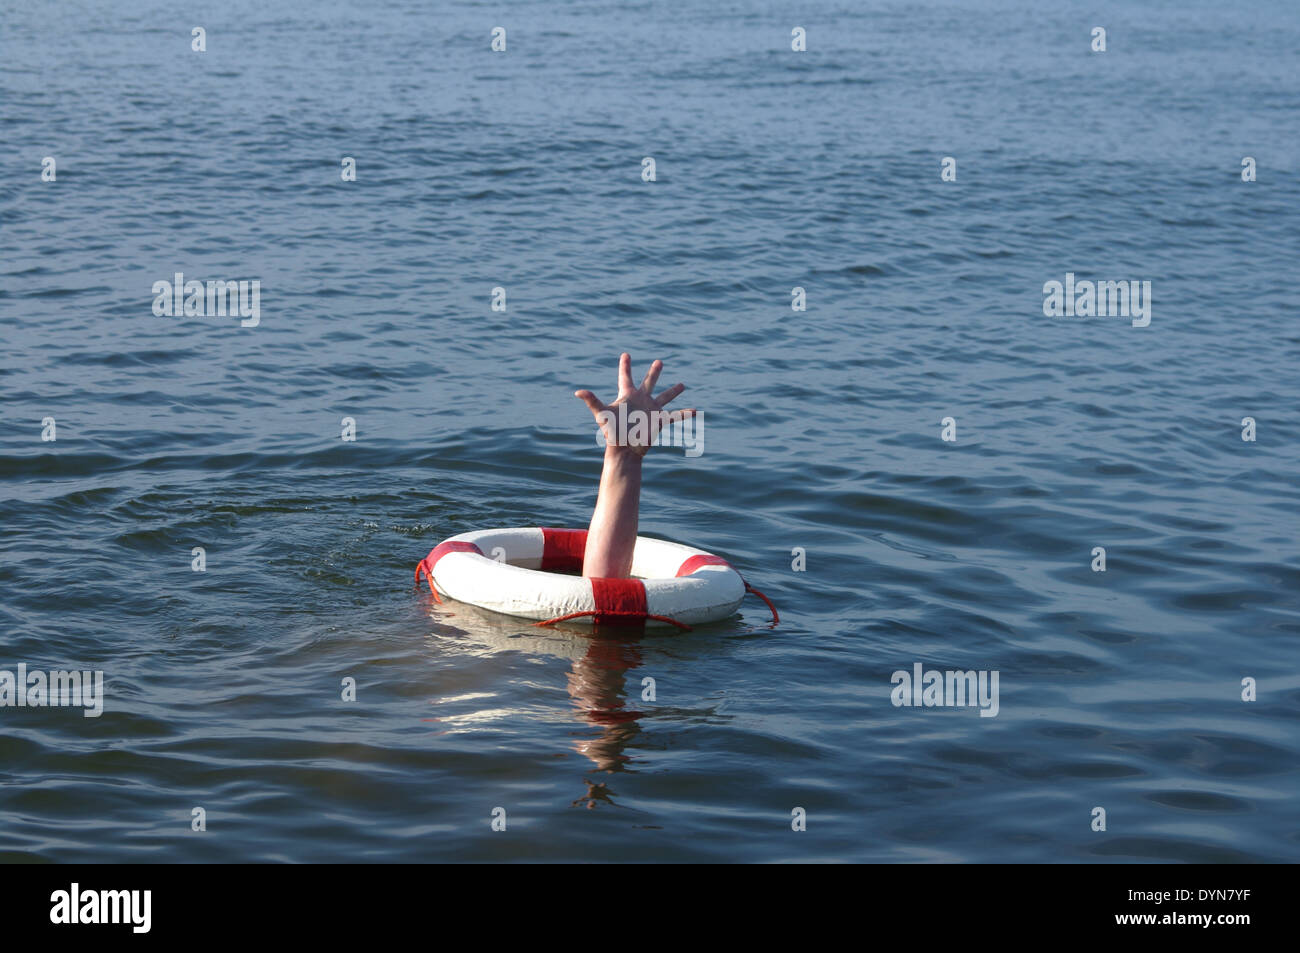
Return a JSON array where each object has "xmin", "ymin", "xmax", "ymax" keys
[{"xmin": 2, "ymin": 0, "xmax": 1298, "ymax": 862}]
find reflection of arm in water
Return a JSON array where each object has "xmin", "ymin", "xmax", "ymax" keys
[
  {"xmin": 568, "ymin": 639, "xmax": 645, "ymax": 774},
  {"xmin": 575, "ymin": 353, "xmax": 695, "ymax": 579}
]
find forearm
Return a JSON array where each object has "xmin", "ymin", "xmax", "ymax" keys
[{"xmin": 582, "ymin": 447, "xmax": 643, "ymax": 578}]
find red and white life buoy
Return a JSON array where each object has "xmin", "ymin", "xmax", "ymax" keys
[{"xmin": 415, "ymin": 527, "xmax": 777, "ymax": 630}]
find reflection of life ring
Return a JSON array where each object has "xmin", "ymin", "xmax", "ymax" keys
[{"xmin": 415, "ymin": 527, "xmax": 777, "ymax": 631}]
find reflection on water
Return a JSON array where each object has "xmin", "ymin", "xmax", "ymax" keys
[
  {"xmin": 425, "ymin": 597, "xmax": 658, "ymax": 793},
  {"xmin": 566, "ymin": 636, "xmax": 646, "ymax": 775}
]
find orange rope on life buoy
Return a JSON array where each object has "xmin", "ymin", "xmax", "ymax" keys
[
  {"xmin": 743, "ymin": 580, "xmax": 779, "ymax": 625},
  {"xmin": 532, "ymin": 610, "xmax": 693, "ymax": 632},
  {"xmin": 415, "ymin": 562, "xmax": 443, "ymax": 603}
]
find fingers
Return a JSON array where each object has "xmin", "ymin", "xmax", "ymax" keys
[
  {"xmin": 617, "ymin": 352, "xmax": 635, "ymax": 394},
  {"xmin": 574, "ymin": 389, "xmax": 605, "ymax": 417},
  {"xmin": 654, "ymin": 382, "xmax": 685, "ymax": 406},
  {"xmin": 666, "ymin": 408, "xmax": 696, "ymax": 422},
  {"xmin": 640, "ymin": 359, "xmax": 663, "ymax": 394}
]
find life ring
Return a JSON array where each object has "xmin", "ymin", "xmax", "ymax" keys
[{"xmin": 415, "ymin": 527, "xmax": 777, "ymax": 631}]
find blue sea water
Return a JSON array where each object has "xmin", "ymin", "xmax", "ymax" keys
[{"xmin": 1, "ymin": 0, "xmax": 1298, "ymax": 862}]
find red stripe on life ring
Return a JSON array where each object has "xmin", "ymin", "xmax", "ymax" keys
[
  {"xmin": 416, "ymin": 540, "xmax": 483, "ymax": 594},
  {"xmin": 676, "ymin": 554, "xmax": 731, "ymax": 577},
  {"xmin": 541, "ymin": 527, "xmax": 588, "ymax": 572},
  {"xmin": 590, "ymin": 576, "xmax": 648, "ymax": 625}
]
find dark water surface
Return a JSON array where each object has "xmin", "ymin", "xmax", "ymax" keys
[{"xmin": 2, "ymin": 0, "xmax": 1298, "ymax": 862}]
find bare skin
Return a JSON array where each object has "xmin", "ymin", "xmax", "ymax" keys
[{"xmin": 575, "ymin": 353, "xmax": 695, "ymax": 578}]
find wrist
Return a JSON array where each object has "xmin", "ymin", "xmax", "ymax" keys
[{"xmin": 604, "ymin": 444, "xmax": 645, "ymax": 468}]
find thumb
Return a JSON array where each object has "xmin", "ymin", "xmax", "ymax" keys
[{"xmin": 574, "ymin": 390, "xmax": 605, "ymax": 416}]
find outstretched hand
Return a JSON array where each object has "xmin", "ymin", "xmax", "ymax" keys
[{"xmin": 575, "ymin": 353, "xmax": 694, "ymax": 457}]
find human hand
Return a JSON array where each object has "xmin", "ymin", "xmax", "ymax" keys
[{"xmin": 575, "ymin": 353, "xmax": 695, "ymax": 457}]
